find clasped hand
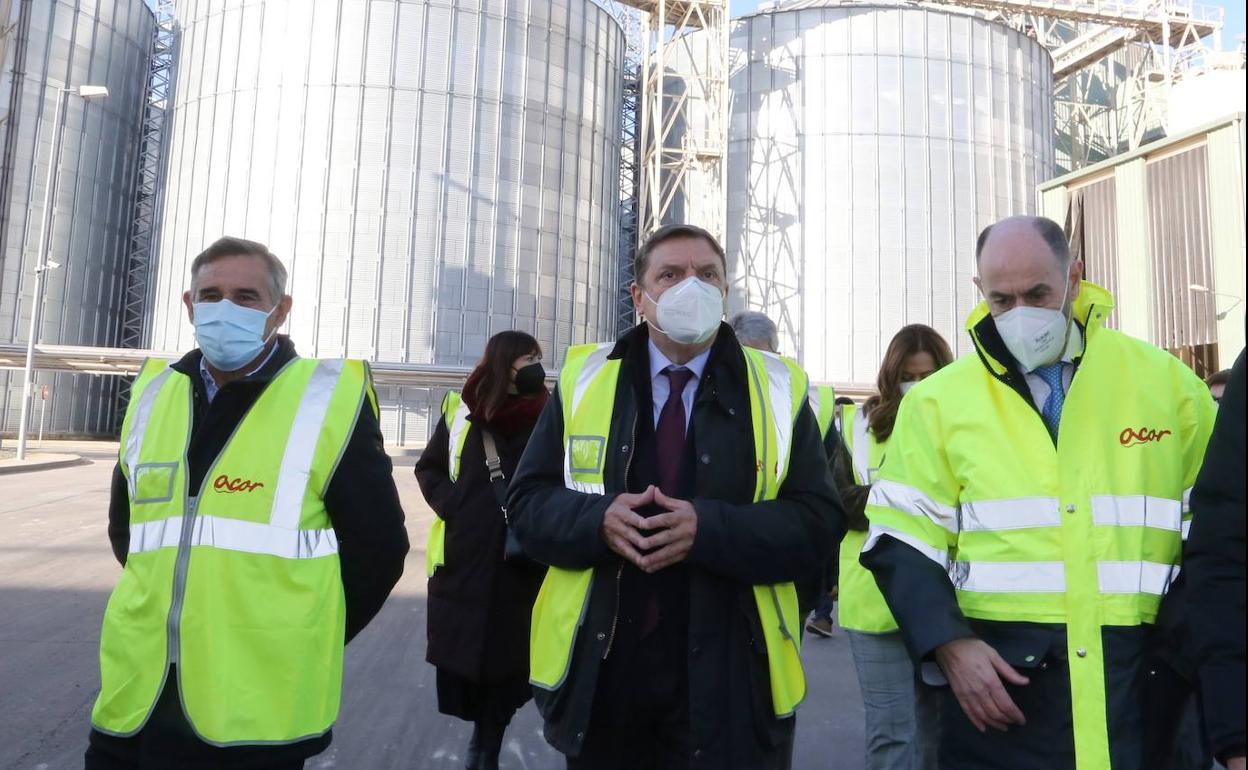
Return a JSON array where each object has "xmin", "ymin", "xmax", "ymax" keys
[{"xmin": 600, "ymin": 485, "xmax": 697, "ymax": 573}]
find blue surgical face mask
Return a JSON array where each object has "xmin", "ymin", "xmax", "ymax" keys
[{"xmin": 193, "ymin": 299, "xmax": 275, "ymax": 372}]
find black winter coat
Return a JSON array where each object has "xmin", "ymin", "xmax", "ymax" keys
[
  {"xmin": 91, "ymin": 336, "xmax": 409, "ymax": 768},
  {"xmin": 416, "ymin": 405, "xmax": 547, "ymax": 683},
  {"xmin": 506, "ymin": 324, "xmax": 845, "ymax": 769},
  {"xmin": 1186, "ymin": 348, "xmax": 1246, "ymax": 763}
]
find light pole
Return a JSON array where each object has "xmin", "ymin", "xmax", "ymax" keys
[{"xmin": 14, "ymin": 83, "xmax": 109, "ymax": 461}]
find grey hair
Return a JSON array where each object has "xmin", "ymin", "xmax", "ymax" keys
[
  {"xmin": 975, "ymin": 216, "xmax": 1070, "ymax": 266},
  {"xmin": 730, "ymin": 311, "xmax": 780, "ymax": 353},
  {"xmin": 189, "ymin": 236, "xmax": 287, "ymax": 307}
]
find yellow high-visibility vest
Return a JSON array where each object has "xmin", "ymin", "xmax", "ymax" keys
[
  {"xmin": 808, "ymin": 384, "xmax": 838, "ymax": 439},
  {"xmin": 92, "ymin": 356, "xmax": 370, "ymax": 745},
  {"xmin": 836, "ymin": 404, "xmax": 898, "ymax": 633},
  {"xmin": 425, "ymin": 391, "xmax": 471, "ymax": 577},
  {"xmin": 865, "ymin": 282, "xmax": 1216, "ymax": 769},
  {"xmin": 529, "ymin": 342, "xmax": 811, "ymax": 716}
]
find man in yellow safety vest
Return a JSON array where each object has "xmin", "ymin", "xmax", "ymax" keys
[
  {"xmin": 861, "ymin": 216, "xmax": 1216, "ymax": 770},
  {"xmin": 85, "ymin": 237, "xmax": 410, "ymax": 769},
  {"xmin": 507, "ymin": 224, "xmax": 844, "ymax": 769}
]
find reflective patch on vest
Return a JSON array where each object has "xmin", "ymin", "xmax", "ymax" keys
[
  {"xmin": 1097, "ymin": 560, "xmax": 1178, "ymax": 595},
  {"xmin": 1089, "ymin": 495, "xmax": 1182, "ymax": 532},
  {"xmin": 129, "ymin": 514, "xmax": 338, "ymax": 559},
  {"xmin": 133, "ymin": 462, "xmax": 178, "ymax": 504},
  {"xmin": 953, "ymin": 560, "xmax": 1067, "ymax": 593},
  {"xmin": 961, "ymin": 497, "xmax": 1062, "ymax": 531},
  {"xmin": 568, "ymin": 435, "xmax": 606, "ymax": 475}
]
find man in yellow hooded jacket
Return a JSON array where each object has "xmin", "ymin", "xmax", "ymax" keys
[{"xmin": 861, "ymin": 216, "xmax": 1215, "ymax": 770}]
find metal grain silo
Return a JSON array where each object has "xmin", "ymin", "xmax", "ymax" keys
[
  {"xmin": 724, "ymin": 1, "xmax": 1056, "ymax": 385},
  {"xmin": 148, "ymin": 0, "xmax": 624, "ymax": 441},
  {"xmin": 0, "ymin": 0, "xmax": 154, "ymax": 436}
]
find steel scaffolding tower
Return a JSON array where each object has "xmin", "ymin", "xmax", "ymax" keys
[
  {"xmin": 119, "ymin": 0, "xmax": 176, "ymax": 350},
  {"xmin": 607, "ymin": 2, "xmax": 646, "ymax": 332},
  {"xmin": 616, "ymin": 1, "xmax": 730, "ymax": 244},
  {"xmin": 916, "ymin": 0, "xmax": 1223, "ymax": 169}
]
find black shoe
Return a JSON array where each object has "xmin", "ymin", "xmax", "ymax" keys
[{"xmin": 476, "ymin": 720, "xmax": 505, "ymax": 770}]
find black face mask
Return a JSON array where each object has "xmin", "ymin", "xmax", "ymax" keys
[{"xmin": 514, "ymin": 362, "xmax": 546, "ymax": 395}]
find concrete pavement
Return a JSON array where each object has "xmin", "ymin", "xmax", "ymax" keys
[{"xmin": 0, "ymin": 453, "xmax": 866, "ymax": 770}]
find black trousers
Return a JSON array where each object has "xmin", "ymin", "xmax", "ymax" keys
[{"xmin": 567, "ymin": 628, "xmax": 690, "ymax": 770}]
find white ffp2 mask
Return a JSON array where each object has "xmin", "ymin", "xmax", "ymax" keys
[
  {"xmin": 993, "ymin": 279, "xmax": 1073, "ymax": 372},
  {"xmin": 645, "ymin": 277, "xmax": 725, "ymax": 345}
]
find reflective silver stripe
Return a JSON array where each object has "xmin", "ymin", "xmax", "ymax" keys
[
  {"xmin": 446, "ymin": 400, "xmax": 472, "ymax": 482},
  {"xmin": 564, "ymin": 344, "xmax": 614, "ymax": 490},
  {"xmin": 270, "ymin": 360, "xmax": 345, "ymax": 530},
  {"xmin": 1181, "ymin": 487, "xmax": 1192, "ymax": 514},
  {"xmin": 868, "ymin": 479, "xmax": 959, "ymax": 534},
  {"xmin": 862, "ymin": 524, "xmax": 950, "ymax": 570},
  {"xmin": 571, "ymin": 344, "xmax": 614, "ymax": 413},
  {"xmin": 851, "ymin": 408, "xmax": 871, "ymax": 484},
  {"xmin": 961, "ymin": 497, "xmax": 1062, "ymax": 532},
  {"xmin": 1090, "ymin": 495, "xmax": 1182, "ymax": 532},
  {"xmin": 806, "ymin": 387, "xmax": 821, "ymax": 419},
  {"xmin": 568, "ymin": 480, "xmax": 606, "ymax": 495},
  {"xmin": 954, "ymin": 561, "xmax": 1067, "ymax": 593},
  {"xmin": 129, "ymin": 515, "xmax": 184, "ymax": 553},
  {"xmin": 1181, "ymin": 519, "xmax": 1192, "ymax": 540},
  {"xmin": 129, "ymin": 514, "xmax": 338, "ymax": 559},
  {"xmin": 124, "ymin": 367, "xmax": 174, "ymax": 492},
  {"xmin": 758, "ymin": 352, "xmax": 795, "ymax": 484},
  {"xmin": 1097, "ymin": 560, "xmax": 1179, "ymax": 595}
]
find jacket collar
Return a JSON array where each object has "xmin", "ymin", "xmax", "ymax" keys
[
  {"xmin": 610, "ymin": 322, "xmax": 748, "ymax": 413},
  {"xmin": 966, "ymin": 281, "xmax": 1115, "ymax": 380}
]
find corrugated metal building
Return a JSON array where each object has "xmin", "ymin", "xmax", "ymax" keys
[
  {"xmin": 1041, "ymin": 113, "xmax": 1245, "ymax": 374},
  {"xmin": 0, "ymin": 0, "xmax": 154, "ymax": 437},
  {"xmin": 146, "ymin": 0, "xmax": 625, "ymax": 444}
]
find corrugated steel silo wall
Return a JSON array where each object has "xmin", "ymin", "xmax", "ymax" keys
[
  {"xmin": 725, "ymin": 5, "xmax": 1055, "ymax": 384},
  {"xmin": 0, "ymin": 0, "xmax": 154, "ymax": 437},
  {"xmin": 148, "ymin": 0, "xmax": 624, "ymax": 443}
]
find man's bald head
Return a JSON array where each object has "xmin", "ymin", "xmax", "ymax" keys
[
  {"xmin": 976, "ymin": 216, "xmax": 1070, "ymax": 268},
  {"xmin": 973, "ymin": 215, "xmax": 1081, "ymax": 318}
]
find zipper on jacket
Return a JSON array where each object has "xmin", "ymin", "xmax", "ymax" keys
[
  {"xmin": 166, "ymin": 497, "xmax": 198, "ymax": 665},
  {"xmin": 163, "ymin": 359, "xmax": 299, "ymax": 672},
  {"xmin": 603, "ymin": 410, "xmax": 638, "ymax": 660}
]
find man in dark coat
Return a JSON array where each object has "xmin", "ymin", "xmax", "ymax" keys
[
  {"xmin": 1186, "ymin": 349, "xmax": 1246, "ymax": 770},
  {"xmin": 507, "ymin": 224, "xmax": 845, "ymax": 770},
  {"xmin": 85, "ymin": 237, "xmax": 409, "ymax": 770}
]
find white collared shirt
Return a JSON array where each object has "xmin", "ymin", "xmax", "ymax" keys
[
  {"xmin": 648, "ymin": 339, "xmax": 711, "ymax": 430},
  {"xmin": 199, "ymin": 342, "xmax": 280, "ymax": 403},
  {"xmin": 1022, "ymin": 322, "xmax": 1085, "ymax": 410}
]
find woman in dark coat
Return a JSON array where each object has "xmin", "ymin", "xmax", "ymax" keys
[{"xmin": 415, "ymin": 331, "xmax": 549, "ymax": 770}]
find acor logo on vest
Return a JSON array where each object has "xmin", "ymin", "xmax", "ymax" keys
[
  {"xmin": 1119, "ymin": 427, "xmax": 1172, "ymax": 447},
  {"xmin": 213, "ymin": 474, "xmax": 265, "ymax": 493}
]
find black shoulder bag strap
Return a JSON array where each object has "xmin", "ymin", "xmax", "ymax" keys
[{"xmin": 479, "ymin": 429, "xmax": 525, "ymax": 561}]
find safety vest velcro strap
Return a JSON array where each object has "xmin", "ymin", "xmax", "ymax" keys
[
  {"xmin": 952, "ymin": 561, "xmax": 1066, "ymax": 593},
  {"xmin": 961, "ymin": 497, "xmax": 1061, "ymax": 531},
  {"xmin": 1097, "ymin": 560, "xmax": 1179, "ymax": 595},
  {"xmin": 863, "ymin": 525, "xmax": 950, "ymax": 569},
  {"xmin": 1090, "ymin": 495, "xmax": 1183, "ymax": 532},
  {"xmin": 868, "ymin": 480, "xmax": 958, "ymax": 534},
  {"xmin": 129, "ymin": 515, "xmax": 339, "ymax": 559}
]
